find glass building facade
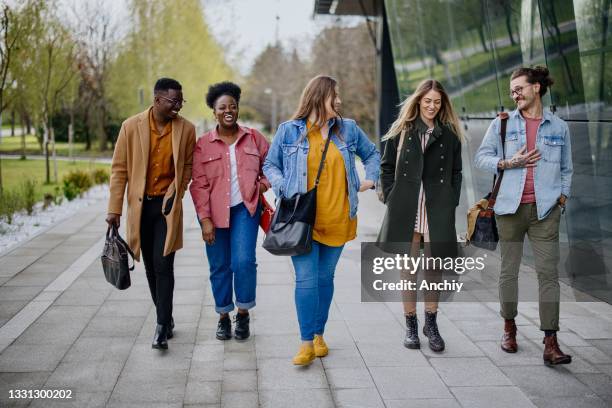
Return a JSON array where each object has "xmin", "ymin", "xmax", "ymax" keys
[{"xmin": 316, "ymin": 0, "xmax": 612, "ymax": 303}]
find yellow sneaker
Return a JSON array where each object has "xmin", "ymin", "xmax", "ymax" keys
[
  {"xmin": 313, "ymin": 335, "xmax": 329, "ymax": 357},
  {"xmin": 292, "ymin": 343, "xmax": 316, "ymax": 366}
]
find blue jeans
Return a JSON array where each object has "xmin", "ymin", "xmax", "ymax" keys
[
  {"xmin": 205, "ymin": 203, "xmax": 260, "ymax": 314},
  {"xmin": 291, "ymin": 241, "xmax": 344, "ymax": 341}
]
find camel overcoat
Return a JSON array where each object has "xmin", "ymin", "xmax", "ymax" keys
[{"xmin": 108, "ymin": 108, "xmax": 196, "ymax": 261}]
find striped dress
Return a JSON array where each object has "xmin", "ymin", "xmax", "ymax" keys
[{"xmin": 414, "ymin": 128, "xmax": 434, "ymax": 237}]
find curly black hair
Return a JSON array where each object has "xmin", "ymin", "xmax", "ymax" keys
[{"xmin": 205, "ymin": 81, "xmax": 241, "ymax": 109}]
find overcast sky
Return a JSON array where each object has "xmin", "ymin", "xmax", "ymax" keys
[{"xmin": 202, "ymin": 0, "xmax": 344, "ymax": 74}]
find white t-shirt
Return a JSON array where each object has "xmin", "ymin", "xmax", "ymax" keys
[{"xmin": 229, "ymin": 143, "xmax": 243, "ymax": 207}]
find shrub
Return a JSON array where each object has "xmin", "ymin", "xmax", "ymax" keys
[
  {"xmin": 91, "ymin": 168, "xmax": 109, "ymax": 185},
  {"xmin": 53, "ymin": 186, "xmax": 63, "ymax": 206},
  {"xmin": 21, "ymin": 178, "xmax": 37, "ymax": 215},
  {"xmin": 43, "ymin": 193, "xmax": 54, "ymax": 210},
  {"xmin": 62, "ymin": 169, "xmax": 93, "ymax": 201},
  {"xmin": 0, "ymin": 189, "xmax": 24, "ymax": 224},
  {"xmin": 63, "ymin": 182, "xmax": 79, "ymax": 201}
]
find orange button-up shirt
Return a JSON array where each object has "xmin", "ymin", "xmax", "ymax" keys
[{"xmin": 145, "ymin": 109, "xmax": 175, "ymax": 196}]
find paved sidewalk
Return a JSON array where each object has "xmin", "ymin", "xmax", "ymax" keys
[{"xmin": 0, "ymin": 188, "xmax": 611, "ymax": 408}]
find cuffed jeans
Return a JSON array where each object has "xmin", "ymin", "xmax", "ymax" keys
[
  {"xmin": 291, "ymin": 241, "xmax": 344, "ymax": 341},
  {"xmin": 140, "ymin": 197, "xmax": 175, "ymax": 326},
  {"xmin": 496, "ymin": 203, "xmax": 562, "ymax": 331},
  {"xmin": 205, "ymin": 202, "xmax": 260, "ymax": 314}
]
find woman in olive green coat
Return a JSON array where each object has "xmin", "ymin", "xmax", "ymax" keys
[{"xmin": 377, "ymin": 79, "xmax": 463, "ymax": 352}]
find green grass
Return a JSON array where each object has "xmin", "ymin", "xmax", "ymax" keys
[
  {"xmin": 0, "ymin": 158, "xmax": 110, "ymax": 202},
  {"xmin": 0, "ymin": 135, "xmax": 111, "ymax": 158}
]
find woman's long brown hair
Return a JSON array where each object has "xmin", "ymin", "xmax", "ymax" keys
[
  {"xmin": 292, "ymin": 75, "xmax": 342, "ymax": 139},
  {"xmin": 383, "ymin": 79, "xmax": 463, "ymax": 142}
]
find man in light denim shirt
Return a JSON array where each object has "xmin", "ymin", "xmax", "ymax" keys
[{"xmin": 474, "ymin": 66, "xmax": 573, "ymax": 366}]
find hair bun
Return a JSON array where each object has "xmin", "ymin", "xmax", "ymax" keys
[{"xmin": 533, "ymin": 66, "xmax": 554, "ymax": 86}]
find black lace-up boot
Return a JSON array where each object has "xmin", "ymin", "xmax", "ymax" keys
[
  {"xmin": 234, "ymin": 312, "xmax": 250, "ymax": 340},
  {"xmin": 403, "ymin": 313, "xmax": 420, "ymax": 349},
  {"xmin": 423, "ymin": 311, "xmax": 445, "ymax": 352},
  {"xmin": 216, "ymin": 315, "xmax": 232, "ymax": 340}
]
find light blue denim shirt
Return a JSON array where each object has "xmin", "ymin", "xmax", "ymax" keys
[
  {"xmin": 263, "ymin": 118, "xmax": 381, "ymax": 219},
  {"xmin": 474, "ymin": 108, "xmax": 573, "ymax": 220}
]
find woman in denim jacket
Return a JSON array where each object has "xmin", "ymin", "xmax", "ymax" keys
[{"xmin": 263, "ymin": 75, "xmax": 380, "ymax": 365}]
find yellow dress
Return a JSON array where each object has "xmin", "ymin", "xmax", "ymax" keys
[{"xmin": 306, "ymin": 124, "xmax": 357, "ymax": 246}]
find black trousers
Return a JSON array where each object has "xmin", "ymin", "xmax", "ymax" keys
[{"xmin": 140, "ymin": 197, "xmax": 175, "ymax": 326}]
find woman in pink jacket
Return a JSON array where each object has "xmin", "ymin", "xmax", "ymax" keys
[{"xmin": 190, "ymin": 82, "xmax": 270, "ymax": 341}]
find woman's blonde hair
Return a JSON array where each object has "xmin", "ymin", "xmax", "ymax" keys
[
  {"xmin": 383, "ymin": 79, "xmax": 463, "ymax": 142},
  {"xmin": 292, "ymin": 75, "xmax": 342, "ymax": 138}
]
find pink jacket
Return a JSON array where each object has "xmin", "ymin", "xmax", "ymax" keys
[{"xmin": 190, "ymin": 126, "xmax": 271, "ymax": 228}]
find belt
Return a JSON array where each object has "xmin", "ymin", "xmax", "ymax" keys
[{"xmin": 145, "ymin": 194, "xmax": 164, "ymax": 201}]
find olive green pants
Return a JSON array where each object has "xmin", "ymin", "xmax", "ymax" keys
[{"xmin": 496, "ymin": 203, "xmax": 561, "ymax": 331}]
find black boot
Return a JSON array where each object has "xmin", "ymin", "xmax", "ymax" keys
[
  {"xmin": 423, "ymin": 311, "xmax": 445, "ymax": 352},
  {"xmin": 234, "ymin": 312, "xmax": 250, "ymax": 340},
  {"xmin": 167, "ymin": 317, "xmax": 175, "ymax": 340},
  {"xmin": 216, "ymin": 315, "xmax": 232, "ymax": 340},
  {"xmin": 403, "ymin": 313, "xmax": 420, "ymax": 349},
  {"xmin": 152, "ymin": 324, "xmax": 169, "ymax": 349}
]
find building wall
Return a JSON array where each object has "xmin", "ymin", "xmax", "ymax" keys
[{"xmin": 384, "ymin": 0, "xmax": 612, "ymax": 302}]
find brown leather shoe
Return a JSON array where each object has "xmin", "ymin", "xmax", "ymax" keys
[
  {"xmin": 543, "ymin": 334, "xmax": 572, "ymax": 365},
  {"xmin": 501, "ymin": 319, "xmax": 517, "ymax": 353}
]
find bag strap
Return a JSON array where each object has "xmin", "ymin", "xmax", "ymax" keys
[
  {"xmin": 314, "ymin": 130, "xmax": 333, "ymax": 187},
  {"xmin": 487, "ymin": 112, "xmax": 509, "ymax": 209},
  {"xmin": 394, "ymin": 128, "xmax": 407, "ymax": 179}
]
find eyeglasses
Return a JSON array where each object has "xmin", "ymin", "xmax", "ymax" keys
[
  {"xmin": 158, "ymin": 95, "xmax": 186, "ymax": 106},
  {"xmin": 509, "ymin": 84, "xmax": 533, "ymax": 98}
]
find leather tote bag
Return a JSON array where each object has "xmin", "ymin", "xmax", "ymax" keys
[
  {"xmin": 467, "ymin": 112, "xmax": 508, "ymax": 251},
  {"xmin": 101, "ymin": 224, "xmax": 134, "ymax": 290},
  {"xmin": 263, "ymin": 134, "xmax": 332, "ymax": 256}
]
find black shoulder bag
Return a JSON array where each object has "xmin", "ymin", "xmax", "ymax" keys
[
  {"xmin": 471, "ymin": 112, "xmax": 508, "ymax": 251},
  {"xmin": 101, "ymin": 224, "xmax": 134, "ymax": 289},
  {"xmin": 262, "ymin": 133, "xmax": 332, "ymax": 256}
]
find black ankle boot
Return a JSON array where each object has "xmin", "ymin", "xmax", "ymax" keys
[
  {"xmin": 167, "ymin": 317, "xmax": 175, "ymax": 340},
  {"xmin": 403, "ymin": 314, "xmax": 420, "ymax": 349},
  {"xmin": 152, "ymin": 324, "xmax": 169, "ymax": 349},
  {"xmin": 216, "ymin": 315, "xmax": 232, "ymax": 340},
  {"xmin": 423, "ymin": 311, "xmax": 445, "ymax": 352},
  {"xmin": 234, "ymin": 312, "xmax": 250, "ymax": 340}
]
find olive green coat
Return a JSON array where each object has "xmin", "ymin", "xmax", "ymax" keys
[{"xmin": 376, "ymin": 117, "xmax": 462, "ymax": 256}]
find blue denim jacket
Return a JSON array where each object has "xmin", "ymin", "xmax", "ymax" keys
[
  {"xmin": 263, "ymin": 118, "xmax": 381, "ymax": 219},
  {"xmin": 474, "ymin": 108, "xmax": 573, "ymax": 220}
]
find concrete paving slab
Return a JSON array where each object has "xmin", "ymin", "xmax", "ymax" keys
[
  {"xmin": 333, "ymin": 388, "xmax": 385, "ymax": 408},
  {"xmin": 430, "ymin": 357, "xmax": 513, "ymax": 386},
  {"xmin": 451, "ymin": 386, "xmax": 536, "ymax": 408},
  {"xmin": 369, "ymin": 366, "xmax": 452, "ymax": 399},
  {"xmin": 259, "ymin": 389, "xmax": 334, "ymax": 408}
]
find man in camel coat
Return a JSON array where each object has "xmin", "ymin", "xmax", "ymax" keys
[{"xmin": 106, "ymin": 78, "xmax": 196, "ymax": 350}]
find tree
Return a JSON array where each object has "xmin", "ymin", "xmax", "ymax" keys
[
  {"xmin": 108, "ymin": 0, "xmax": 233, "ymax": 123},
  {"xmin": 7, "ymin": 0, "xmax": 46, "ymax": 160},
  {"xmin": 70, "ymin": 0, "xmax": 119, "ymax": 151},
  {"xmin": 0, "ymin": 2, "xmax": 31, "ymax": 192},
  {"xmin": 26, "ymin": 3, "xmax": 77, "ymax": 183},
  {"xmin": 310, "ymin": 25, "xmax": 377, "ymax": 136},
  {"xmin": 243, "ymin": 23, "xmax": 377, "ymax": 137}
]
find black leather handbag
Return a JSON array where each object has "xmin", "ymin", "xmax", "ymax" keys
[
  {"xmin": 101, "ymin": 224, "xmax": 134, "ymax": 290},
  {"xmin": 470, "ymin": 112, "xmax": 508, "ymax": 251},
  {"xmin": 263, "ymin": 134, "xmax": 332, "ymax": 256}
]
